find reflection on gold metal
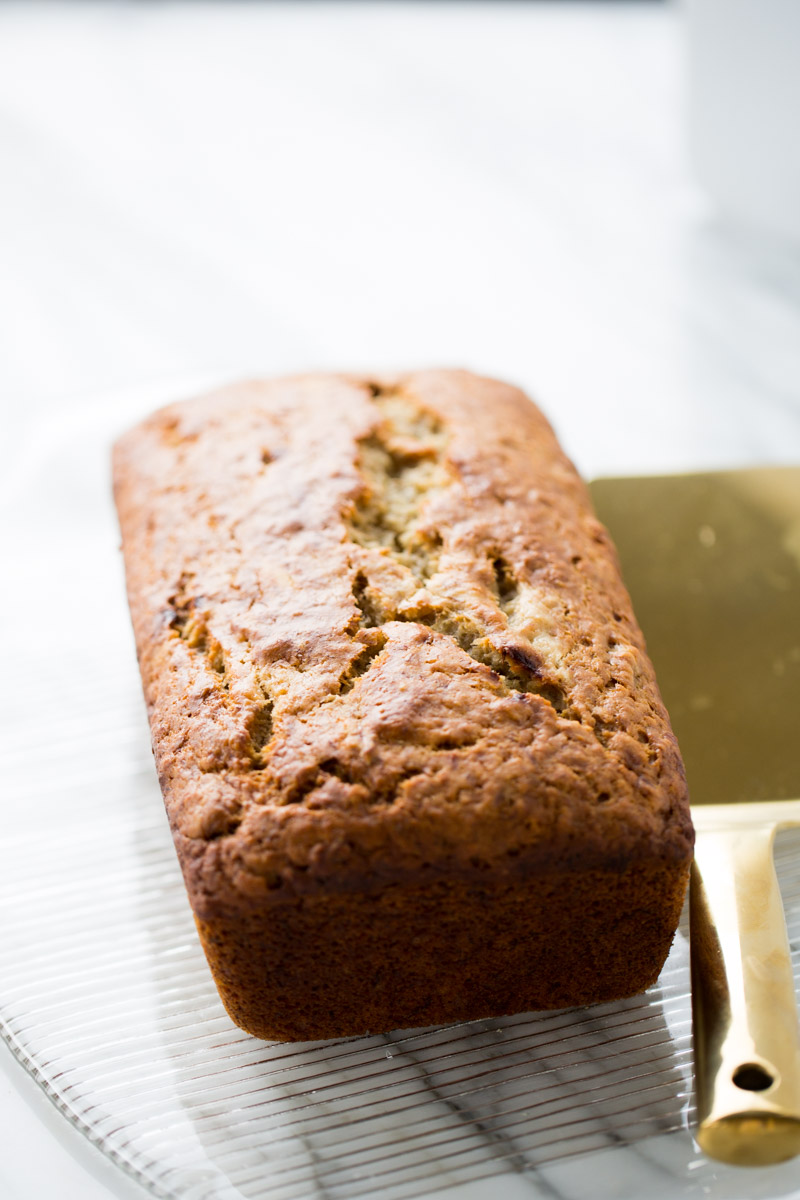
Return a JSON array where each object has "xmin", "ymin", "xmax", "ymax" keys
[
  {"xmin": 590, "ymin": 468, "xmax": 800, "ymax": 1167},
  {"xmin": 691, "ymin": 818, "xmax": 800, "ymax": 1165}
]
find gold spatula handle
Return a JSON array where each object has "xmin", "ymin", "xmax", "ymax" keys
[{"xmin": 692, "ymin": 825, "xmax": 800, "ymax": 1164}]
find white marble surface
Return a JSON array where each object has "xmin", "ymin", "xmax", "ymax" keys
[{"xmin": 1, "ymin": 2, "xmax": 800, "ymax": 1199}]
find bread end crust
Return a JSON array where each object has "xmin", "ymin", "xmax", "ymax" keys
[{"xmin": 196, "ymin": 859, "xmax": 690, "ymax": 1041}]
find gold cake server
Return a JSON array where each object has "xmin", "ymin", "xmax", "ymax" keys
[{"xmin": 590, "ymin": 467, "xmax": 800, "ymax": 1167}]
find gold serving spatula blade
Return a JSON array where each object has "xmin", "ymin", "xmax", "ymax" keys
[{"xmin": 590, "ymin": 467, "xmax": 800, "ymax": 1167}]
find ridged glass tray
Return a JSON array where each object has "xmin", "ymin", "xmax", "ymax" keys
[{"xmin": 3, "ymin": 382, "xmax": 800, "ymax": 1200}]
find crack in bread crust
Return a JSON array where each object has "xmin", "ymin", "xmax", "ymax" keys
[
  {"xmin": 346, "ymin": 388, "xmax": 447, "ymax": 583},
  {"xmin": 346, "ymin": 386, "xmax": 567, "ymax": 709}
]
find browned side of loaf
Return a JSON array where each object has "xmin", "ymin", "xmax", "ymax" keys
[
  {"xmin": 196, "ymin": 862, "xmax": 686, "ymax": 1041},
  {"xmin": 113, "ymin": 369, "xmax": 693, "ymax": 1041}
]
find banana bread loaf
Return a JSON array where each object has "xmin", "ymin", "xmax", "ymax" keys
[{"xmin": 113, "ymin": 369, "xmax": 693, "ymax": 1041}]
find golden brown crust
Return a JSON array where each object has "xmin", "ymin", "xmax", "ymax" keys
[{"xmin": 113, "ymin": 369, "xmax": 693, "ymax": 1038}]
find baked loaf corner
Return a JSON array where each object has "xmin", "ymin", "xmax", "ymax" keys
[{"xmin": 114, "ymin": 369, "xmax": 693, "ymax": 1040}]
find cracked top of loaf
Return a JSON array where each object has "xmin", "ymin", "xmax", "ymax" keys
[{"xmin": 113, "ymin": 370, "xmax": 692, "ymax": 918}]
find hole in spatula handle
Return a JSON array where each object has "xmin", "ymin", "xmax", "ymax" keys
[{"xmin": 733, "ymin": 1063, "xmax": 776, "ymax": 1092}]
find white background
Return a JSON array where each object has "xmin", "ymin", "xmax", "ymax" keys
[
  {"xmin": 1, "ymin": 2, "xmax": 799, "ymax": 1197},
  {"xmin": 2, "ymin": 1, "xmax": 799, "ymax": 476}
]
